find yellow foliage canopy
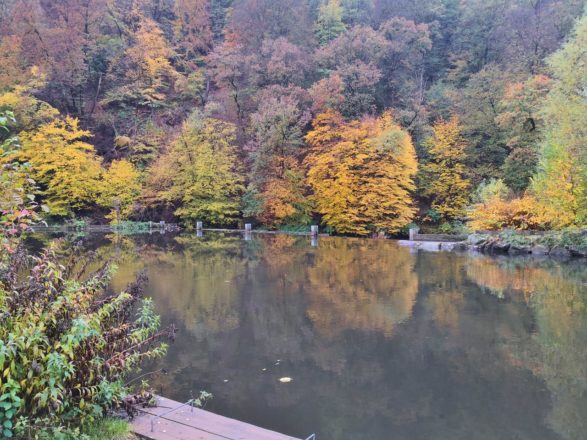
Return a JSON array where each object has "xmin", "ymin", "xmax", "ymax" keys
[
  {"xmin": 144, "ymin": 111, "xmax": 244, "ymax": 226},
  {"xmin": 99, "ymin": 160, "xmax": 142, "ymax": 222},
  {"xmin": 7, "ymin": 117, "xmax": 104, "ymax": 216},
  {"xmin": 469, "ymin": 194, "xmax": 544, "ymax": 231},
  {"xmin": 305, "ymin": 110, "xmax": 417, "ymax": 235},
  {"xmin": 532, "ymin": 142, "xmax": 581, "ymax": 229},
  {"xmin": 531, "ymin": 16, "xmax": 587, "ymax": 227},
  {"xmin": 424, "ymin": 116, "xmax": 470, "ymax": 220}
]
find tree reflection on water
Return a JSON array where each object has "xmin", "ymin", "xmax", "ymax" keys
[{"xmin": 55, "ymin": 232, "xmax": 587, "ymax": 440}]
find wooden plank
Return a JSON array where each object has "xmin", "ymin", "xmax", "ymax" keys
[
  {"xmin": 133, "ymin": 413, "xmax": 227, "ymax": 440},
  {"xmin": 132, "ymin": 396, "xmax": 301, "ymax": 440}
]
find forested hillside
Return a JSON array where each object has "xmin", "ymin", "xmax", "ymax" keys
[{"xmin": 0, "ymin": 0, "xmax": 586, "ymax": 233}]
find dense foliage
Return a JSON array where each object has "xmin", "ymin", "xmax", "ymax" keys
[
  {"xmin": 0, "ymin": 0, "xmax": 585, "ymax": 233},
  {"xmin": 0, "ymin": 114, "xmax": 172, "ymax": 438},
  {"xmin": 0, "ymin": 247, "xmax": 171, "ymax": 438},
  {"xmin": 305, "ymin": 111, "xmax": 417, "ymax": 234}
]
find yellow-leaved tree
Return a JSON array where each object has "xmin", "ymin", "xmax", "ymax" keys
[
  {"xmin": 144, "ymin": 110, "xmax": 244, "ymax": 226},
  {"xmin": 0, "ymin": 87, "xmax": 58, "ymax": 131},
  {"xmin": 98, "ymin": 160, "xmax": 142, "ymax": 222},
  {"xmin": 103, "ymin": 7, "xmax": 178, "ymax": 107},
  {"xmin": 7, "ymin": 117, "xmax": 104, "ymax": 216},
  {"xmin": 423, "ymin": 116, "xmax": 470, "ymax": 221},
  {"xmin": 531, "ymin": 15, "xmax": 587, "ymax": 228},
  {"xmin": 305, "ymin": 110, "xmax": 417, "ymax": 235}
]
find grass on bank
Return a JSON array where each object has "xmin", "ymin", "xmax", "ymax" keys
[{"xmin": 83, "ymin": 418, "xmax": 136, "ymax": 440}]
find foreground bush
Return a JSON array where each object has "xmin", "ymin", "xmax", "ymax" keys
[
  {"xmin": 0, "ymin": 242, "xmax": 174, "ymax": 438},
  {"xmin": 0, "ymin": 246, "xmax": 173, "ymax": 438},
  {"xmin": 1, "ymin": 111, "xmax": 172, "ymax": 438}
]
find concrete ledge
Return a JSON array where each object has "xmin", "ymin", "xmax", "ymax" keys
[{"xmin": 397, "ymin": 240, "xmax": 467, "ymax": 252}]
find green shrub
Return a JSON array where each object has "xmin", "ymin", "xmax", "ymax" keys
[
  {"xmin": 538, "ymin": 229, "xmax": 587, "ymax": 250},
  {"xmin": 0, "ymin": 243, "xmax": 174, "ymax": 438},
  {"xmin": 276, "ymin": 224, "xmax": 313, "ymax": 233},
  {"xmin": 82, "ymin": 417, "xmax": 133, "ymax": 440},
  {"xmin": 438, "ymin": 221, "xmax": 469, "ymax": 235},
  {"xmin": 1, "ymin": 112, "xmax": 170, "ymax": 438},
  {"xmin": 498, "ymin": 229, "xmax": 535, "ymax": 247},
  {"xmin": 109, "ymin": 221, "xmax": 152, "ymax": 234}
]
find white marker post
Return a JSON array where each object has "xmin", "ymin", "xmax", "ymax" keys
[{"xmin": 409, "ymin": 226, "xmax": 419, "ymax": 241}]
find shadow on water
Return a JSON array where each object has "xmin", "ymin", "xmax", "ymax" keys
[{"xmin": 45, "ymin": 232, "xmax": 587, "ymax": 440}]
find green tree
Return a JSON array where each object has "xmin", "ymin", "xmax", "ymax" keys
[
  {"xmin": 340, "ymin": 0, "xmax": 373, "ymax": 26},
  {"xmin": 497, "ymin": 75, "xmax": 552, "ymax": 192},
  {"xmin": 315, "ymin": 0, "xmax": 346, "ymax": 45},
  {"xmin": 532, "ymin": 15, "xmax": 587, "ymax": 227}
]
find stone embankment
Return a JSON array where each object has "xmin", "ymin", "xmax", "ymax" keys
[
  {"xmin": 401, "ymin": 229, "xmax": 587, "ymax": 258},
  {"xmin": 467, "ymin": 233, "xmax": 587, "ymax": 258}
]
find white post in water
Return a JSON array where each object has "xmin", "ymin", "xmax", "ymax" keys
[
  {"xmin": 244, "ymin": 223, "xmax": 252, "ymax": 241},
  {"xmin": 409, "ymin": 226, "xmax": 419, "ymax": 241},
  {"xmin": 196, "ymin": 221, "xmax": 203, "ymax": 231},
  {"xmin": 311, "ymin": 225, "xmax": 319, "ymax": 237}
]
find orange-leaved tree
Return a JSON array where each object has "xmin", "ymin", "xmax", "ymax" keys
[
  {"xmin": 256, "ymin": 156, "xmax": 312, "ymax": 226},
  {"xmin": 468, "ymin": 179, "xmax": 545, "ymax": 231},
  {"xmin": 305, "ymin": 110, "xmax": 417, "ymax": 235}
]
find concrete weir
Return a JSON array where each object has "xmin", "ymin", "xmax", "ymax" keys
[
  {"xmin": 397, "ymin": 240, "xmax": 467, "ymax": 252},
  {"xmin": 132, "ymin": 395, "xmax": 302, "ymax": 440}
]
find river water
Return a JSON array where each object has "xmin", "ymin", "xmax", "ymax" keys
[{"xmin": 68, "ymin": 232, "xmax": 587, "ymax": 440}]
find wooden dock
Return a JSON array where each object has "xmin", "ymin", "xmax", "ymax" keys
[{"xmin": 132, "ymin": 396, "xmax": 302, "ymax": 440}]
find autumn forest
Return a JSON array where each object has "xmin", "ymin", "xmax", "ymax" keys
[{"xmin": 1, "ymin": 0, "xmax": 586, "ymax": 234}]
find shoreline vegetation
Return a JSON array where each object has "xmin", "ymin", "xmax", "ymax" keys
[
  {"xmin": 1, "ymin": 113, "xmax": 169, "ymax": 438},
  {"xmin": 403, "ymin": 230, "xmax": 587, "ymax": 259},
  {"xmin": 32, "ymin": 219, "xmax": 587, "ymax": 259},
  {"xmin": 465, "ymin": 230, "xmax": 587, "ymax": 258},
  {"xmin": 0, "ymin": 2, "xmax": 585, "ymax": 240},
  {"xmin": 1, "ymin": 0, "xmax": 586, "ymax": 437}
]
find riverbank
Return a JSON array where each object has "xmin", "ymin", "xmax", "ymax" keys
[
  {"xmin": 401, "ymin": 229, "xmax": 587, "ymax": 258},
  {"xmin": 30, "ymin": 221, "xmax": 587, "ymax": 259},
  {"xmin": 467, "ymin": 230, "xmax": 587, "ymax": 258}
]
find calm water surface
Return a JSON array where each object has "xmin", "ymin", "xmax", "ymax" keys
[{"xmin": 79, "ymin": 233, "xmax": 587, "ymax": 439}]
